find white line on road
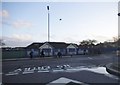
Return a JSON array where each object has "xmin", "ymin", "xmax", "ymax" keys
[
  {"xmin": 5, "ymin": 73, "xmax": 18, "ymax": 76},
  {"xmin": 105, "ymin": 74, "xmax": 119, "ymax": 80},
  {"xmin": 22, "ymin": 71, "xmax": 34, "ymax": 74},
  {"xmin": 88, "ymin": 57, "xmax": 93, "ymax": 59}
]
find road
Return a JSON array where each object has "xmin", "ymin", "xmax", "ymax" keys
[{"xmin": 2, "ymin": 54, "xmax": 120, "ymax": 85}]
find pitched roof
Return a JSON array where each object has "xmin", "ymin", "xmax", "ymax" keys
[
  {"xmin": 71, "ymin": 43, "xmax": 79, "ymax": 48},
  {"xmin": 46, "ymin": 42, "xmax": 68, "ymax": 49},
  {"xmin": 67, "ymin": 43, "xmax": 79, "ymax": 48},
  {"xmin": 26, "ymin": 42, "xmax": 44, "ymax": 49}
]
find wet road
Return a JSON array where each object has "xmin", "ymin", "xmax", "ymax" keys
[{"xmin": 2, "ymin": 54, "xmax": 120, "ymax": 84}]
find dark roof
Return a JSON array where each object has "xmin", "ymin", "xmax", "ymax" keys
[
  {"xmin": 46, "ymin": 42, "xmax": 68, "ymax": 49},
  {"xmin": 78, "ymin": 45, "xmax": 88, "ymax": 49},
  {"xmin": 71, "ymin": 43, "xmax": 78, "ymax": 48},
  {"xmin": 26, "ymin": 42, "xmax": 44, "ymax": 49},
  {"xmin": 26, "ymin": 42, "xmax": 78, "ymax": 49},
  {"xmin": 66, "ymin": 43, "xmax": 79, "ymax": 48},
  {"xmin": 15, "ymin": 47, "xmax": 26, "ymax": 49}
]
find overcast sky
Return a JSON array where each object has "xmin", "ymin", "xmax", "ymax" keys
[{"xmin": 0, "ymin": 0, "xmax": 119, "ymax": 47}]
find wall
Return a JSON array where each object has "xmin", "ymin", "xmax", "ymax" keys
[
  {"xmin": 40, "ymin": 43, "xmax": 53, "ymax": 56},
  {"xmin": 53, "ymin": 48, "xmax": 66, "ymax": 55},
  {"xmin": 26, "ymin": 49, "xmax": 40, "ymax": 57},
  {"xmin": 2, "ymin": 49, "xmax": 27, "ymax": 59}
]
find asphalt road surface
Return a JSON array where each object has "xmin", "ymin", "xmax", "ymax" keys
[{"xmin": 2, "ymin": 53, "xmax": 120, "ymax": 85}]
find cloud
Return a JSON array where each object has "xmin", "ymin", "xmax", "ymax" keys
[
  {"xmin": 90, "ymin": 34, "xmax": 115, "ymax": 43},
  {"xmin": 0, "ymin": 10, "xmax": 9, "ymax": 18},
  {"xmin": 62, "ymin": 37, "xmax": 80, "ymax": 44},
  {"xmin": 12, "ymin": 34, "xmax": 33, "ymax": 41},
  {"xmin": 12, "ymin": 20, "xmax": 33, "ymax": 28},
  {"xmin": 2, "ymin": 20, "xmax": 33, "ymax": 29},
  {"xmin": 1, "ymin": 20, "xmax": 11, "ymax": 26},
  {"xmin": 0, "ymin": 10, "xmax": 9, "ymax": 26},
  {"xmin": 0, "ymin": 10, "xmax": 33, "ymax": 29},
  {"xmin": 1, "ymin": 35, "xmax": 33, "ymax": 47}
]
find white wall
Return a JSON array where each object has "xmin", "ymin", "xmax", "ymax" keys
[
  {"xmin": 27, "ymin": 50, "xmax": 39, "ymax": 57},
  {"xmin": 67, "ymin": 44, "xmax": 75, "ymax": 48},
  {"xmin": 39, "ymin": 43, "xmax": 53, "ymax": 56},
  {"xmin": 67, "ymin": 44, "xmax": 77, "ymax": 55},
  {"xmin": 40, "ymin": 43, "xmax": 52, "ymax": 49},
  {"xmin": 78, "ymin": 49, "xmax": 84, "ymax": 54}
]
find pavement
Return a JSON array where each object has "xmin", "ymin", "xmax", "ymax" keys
[
  {"xmin": 106, "ymin": 63, "xmax": 120, "ymax": 76},
  {"xmin": 2, "ymin": 55, "xmax": 72, "ymax": 61},
  {"xmin": 2, "ymin": 53, "xmax": 116, "ymax": 61}
]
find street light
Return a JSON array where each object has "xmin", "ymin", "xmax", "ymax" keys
[
  {"xmin": 47, "ymin": 6, "xmax": 50, "ymax": 42},
  {"xmin": 118, "ymin": 13, "xmax": 120, "ymax": 16},
  {"xmin": 47, "ymin": 6, "xmax": 50, "ymax": 56}
]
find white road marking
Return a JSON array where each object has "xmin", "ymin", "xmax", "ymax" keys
[
  {"xmin": 5, "ymin": 73, "xmax": 18, "ymax": 76},
  {"xmin": 88, "ymin": 57, "xmax": 93, "ymax": 59},
  {"xmin": 47, "ymin": 77, "xmax": 88, "ymax": 85},
  {"xmin": 22, "ymin": 71, "xmax": 34, "ymax": 74},
  {"xmin": 105, "ymin": 74, "xmax": 119, "ymax": 80},
  {"xmin": 38, "ymin": 70, "xmax": 49, "ymax": 73},
  {"xmin": 4, "ymin": 64, "xmax": 119, "ymax": 81}
]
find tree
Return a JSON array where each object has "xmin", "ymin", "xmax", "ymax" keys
[
  {"xmin": 113, "ymin": 37, "xmax": 118, "ymax": 42},
  {"xmin": 79, "ymin": 39, "xmax": 98, "ymax": 55},
  {"xmin": 116, "ymin": 37, "xmax": 120, "ymax": 47},
  {"xmin": 0, "ymin": 39, "xmax": 5, "ymax": 46},
  {"xmin": 88, "ymin": 39, "xmax": 97, "ymax": 45},
  {"xmin": 80, "ymin": 40, "xmax": 89, "ymax": 46},
  {"xmin": 80, "ymin": 39, "xmax": 97, "ymax": 46}
]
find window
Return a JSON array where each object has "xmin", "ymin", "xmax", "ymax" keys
[
  {"xmin": 42, "ymin": 49, "xmax": 51, "ymax": 52},
  {"xmin": 68, "ymin": 48, "xmax": 75, "ymax": 52}
]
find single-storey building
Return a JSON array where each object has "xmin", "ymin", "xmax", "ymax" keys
[
  {"xmin": 26, "ymin": 42, "xmax": 88, "ymax": 57},
  {"xmin": 26, "ymin": 42, "xmax": 44, "ymax": 57},
  {"xmin": 39, "ymin": 42, "xmax": 68, "ymax": 56},
  {"xmin": 67, "ymin": 43, "xmax": 79, "ymax": 55}
]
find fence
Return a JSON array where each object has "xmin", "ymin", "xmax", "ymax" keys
[
  {"xmin": 2, "ymin": 49, "xmax": 27, "ymax": 59},
  {"xmin": 2, "ymin": 47, "xmax": 117, "ymax": 59}
]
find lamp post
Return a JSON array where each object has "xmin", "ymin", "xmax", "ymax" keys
[
  {"xmin": 118, "ymin": 13, "xmax": 120, "ymax": 16},
  {"xmin": 47, "ymin": 6, "xmax": 50, "ymax": 42},
  {"xmin": 47, "ymin": 6, "xmax": 50, "ymax": 56}
]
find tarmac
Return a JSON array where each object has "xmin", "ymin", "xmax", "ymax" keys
[
  {"xmin": 2, "ymin": 55, "xmax": 72, "ymax": 62},
  {"xmin": 2, "ymin": 54, "xmax": 120, "ymax": 78}
]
